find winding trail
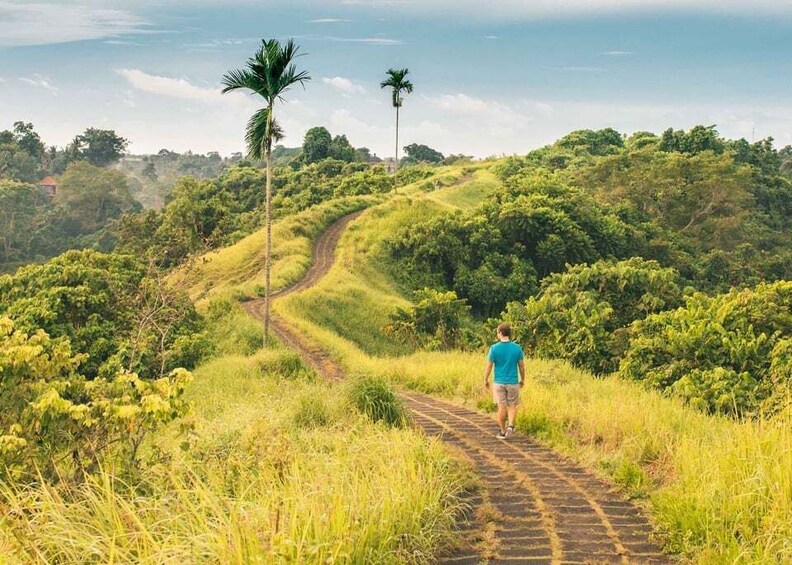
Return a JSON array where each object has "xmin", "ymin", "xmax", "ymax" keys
[{"xmin": 242, "ymin": 211, "xmax": 671, "ymax": 564}]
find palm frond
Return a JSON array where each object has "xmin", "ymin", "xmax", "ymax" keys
[
  {"xmin": 245, "ymin": 107, "xmax": 283, "ymax": 161},
  {"xmin": 220, "ymin": 68, "xmax": 262, "ymax": 95},
  {"xmin": 380, "ymin": 68, "xmax": 413, "ymax": 107},
  {"xmin": 223, "ymin": 38, "xmax": 309, "ymax": 159}
]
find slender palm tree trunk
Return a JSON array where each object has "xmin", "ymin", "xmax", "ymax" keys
[
  {"xmin": 394, "ymin": 104, "xmax": 400, "ymax": 173},
  {"xmin": 263, "ymin": 107, "xmax": 273, "ymax": 346}
]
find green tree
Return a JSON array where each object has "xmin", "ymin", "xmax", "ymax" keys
[
  {"xmin": 0, "ymin": 250, "xmax": 207, "ymax": 380},
  {"xmin": 0, "ymin": 123, "xmax": 43, "ymax": 183},
  {"xmin": 0, "ymin": 180, "xmax": 42, "ymax": 265},
  {"xmin": 329, "ymin": 134, "xmax": 355, "ymax": 162},
  {"xmin": 620, "ymin": 281, "xmax": 792, "ymax": 416},
  {"xmin": 504, "ymin": 258, "xmax": 685, "ymax": 374},
  {"xmin": 54, "ymin": 161, "xmax": 139, "ymax": 234},
  {"xmin": 68, "ymin": 128, "xmax": 129, "ymax": 167},
  {"xmin": 557, "ymin": 128, "xmax": 624, "ymax": 156},
  {"xmin": 572, "ymin": 149, "xmax": 755, "ymax": 251},
  {"xmin": 354, "ymin": 146, "xmax": 378, "ymax": 163},
  {"xmin": 10, "ymin": 121, "xmax": 45, "ymax": 161},
  {"xmin": 222, "ymin": 38, "xmax": 311, "ymax": 344},
  {"xmin": 403, "ymin": 143, "xmax": 444, "ymax": 164},
  {"xmin": 0, "ymin": 316, "xmax": 192, "ymax": 484},
  {"xmin": 302, "ymin": 126, "xmax": 332, "ymax": 163},
  {"xmin": 380, "ymin": 68, "xmax": 413, "ymax": 172},
  {"xmin": 384, "ymin": 288, "xmax": 471, "ymax": 350},
  {"xmin": 659, "ymin": 125, "xmax": 724, "ymax": 155}
]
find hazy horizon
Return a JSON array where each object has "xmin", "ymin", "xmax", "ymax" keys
[{"xmin": 1, "ymin": 0, "xmax": 791, "ymax": 158}]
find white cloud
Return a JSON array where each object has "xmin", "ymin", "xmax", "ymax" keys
[
  {"xmin": 0, "ymin": 1, "xmax": 146, "ymax": 47},
  {"xmin": 553, "ymin": 66, "xmax": 606, "ymax": 73},
  {"xmin": 426, "ymin": 93, "xmax": 530, "ymax": 128},
  {"xmin": 19, "ymin": 74, "xmax": 59, "ymax": 94},
  {"xmin": 323, "ymin": 76, "xmax": 367, "ymax": 95},
  {"xmin": 602, "ymin": 50, "xmax": 634, "ymax": 56},
  {"xmin": 116, "ymin": 68, "xmax": 250, "ymax": 109},
  {"xmin": 0, "ymin": 76, "xmax": 6, "ymax": 83},
  {"xmin": 334, "ymin": 37, "xmax": 401, "ymax": 45},
  {"xmin": 484, "ymin": 35, "xmax": 499, "ymax": 40},
  {"xmin": 316, "ymin": 0, "xmax": 792, "ymax": 19},
  {"xmin": 294, "ymin": 33, "xmax": 402, "ymax": 45},
  {"xmin": 308, "ymin": 18, "xmax": 352, "ymax": 23}
]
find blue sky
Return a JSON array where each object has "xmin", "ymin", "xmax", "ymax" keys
[{"xmin": 1, "ymin": 0, "xmax": 791, "ymax": 158}]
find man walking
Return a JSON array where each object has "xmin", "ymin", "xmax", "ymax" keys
[{"xmin": 483, "ymin": 322, "xmax": 525, "ymax": 439}]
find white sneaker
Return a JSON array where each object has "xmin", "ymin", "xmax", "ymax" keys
[{"xmin": 505, "ymin": 425, "xmax": 514, "ymax": 438}]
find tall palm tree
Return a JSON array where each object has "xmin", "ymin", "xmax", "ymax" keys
[
  {"xmin": 380, "ymin": 68, "xmax": 413, "ymax": 172},
  {"xmin": 222, "ymin": 38, "xmax": 310, "ymax": 345}
]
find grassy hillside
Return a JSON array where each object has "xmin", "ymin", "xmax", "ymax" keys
[
  {"xmin": 175, "ymin": 195, "xmax": 376, "ymax": 307},
  {"xmin": 1, "ymin": 279, "xmax": 470, "ymax": 565},
  {"xmin": 4, "ymin": 158, "xmax": 787, "ymax": 563},
  {"xmin": 269, "ymin": 164, "xmax": 791, "ymax": 563},
  {"xmin": 0, "ymin": 186, "xmax": 473, "ymax": 563}
]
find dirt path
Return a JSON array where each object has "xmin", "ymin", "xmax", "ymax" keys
[{"xmin": 243, "ymin": 211, "xmax": 671, "ymax": 564}]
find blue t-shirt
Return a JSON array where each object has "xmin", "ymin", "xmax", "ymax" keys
[{"xmin": 488, "ymin": 340, "xmax": 524, "ymax": 384}]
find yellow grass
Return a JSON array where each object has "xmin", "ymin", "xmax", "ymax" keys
[
  {"xmin": 175, "ymin": 195, "xmax": 376, "ymax": 308},
  {"xmin": 271, "ymin": 168, "xmax": 792, "ymax": 563},
  {"xmin": 0, "ymin": 311, "xmax": 471, "ymax": 564}
]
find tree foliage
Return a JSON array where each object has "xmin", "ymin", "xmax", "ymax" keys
[
  {"xmin": 620, "ymin": 281, "xmax": 792, "ymax": 415},
  {"xmin": 0, "ymin": 180, "xmax": 44, "ymax": 265},
  {"xmin": 0, "ymin": 250, "xmax": 208, "ymax": 380},
  {"xmin": 0, "ymin": 316, "xmax": 192, "ymax": 483},
  {"xmin": 384, "ymin": 288, "xmax": 471, "ymax": 350},
  {"xmin": 402, "ymin": 143, "xmax": 444, "ymax": 165},
  {"xmin": 54, "ymin": 161, "xmax": 140, "ymax": 234},
  {"xmin": 68, "ymin": 128, "xmax": 129, "ymax": 167},
  {"xmin": 388, "ymin": 169, "xmax": 641, "ymax": 317},
  {"xmin": 503, "ymin": 258, "xmax": 685, "ymax": 374}
]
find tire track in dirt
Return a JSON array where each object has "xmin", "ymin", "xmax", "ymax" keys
[{"xmin": 243, "ymin": 209, "xmax": 672, "ymax": 564}]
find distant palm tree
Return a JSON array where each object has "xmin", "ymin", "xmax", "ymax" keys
[
  {"xmin": 380, "ymin": 68, "xmax": 413, "ymax": 172},
  {"xmin": 222, "ymin": 38, "xmax": 310, "ymax": 345}
]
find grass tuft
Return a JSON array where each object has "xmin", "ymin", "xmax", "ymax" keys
[{"xmin": 347, "ymin": 375, "xmax": 408, "ymax": 427}]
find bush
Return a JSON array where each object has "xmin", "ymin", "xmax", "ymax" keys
[
  {"xmin": 384, "ymin": 288, "xmax": 472, "ymax": 350},
  {"xmin": 620, "ymin": 280, "xmax": 792, "ymax": 415},
  {"xmin": 0, "ymin": 317, "xmax": 192, "ymax": 483},
  {"xmin": 505, "ymin": 258, "xmax": 685, "ymax": 374},
  {"xmin": 347, "ymin": 375, "xmax": 407, "ymax": 427},
  {"xmin": 0, "ymin": 250, "xmax": 207, "ymax": 379}
]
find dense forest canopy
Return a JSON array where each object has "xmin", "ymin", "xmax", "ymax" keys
[
  {"xmin": 1, "ymin": 120, "xmax": 790, "ymax": 417},
  {"xmin": 386, "ymin": 125, "xmax": 791, "ymax": 415}
]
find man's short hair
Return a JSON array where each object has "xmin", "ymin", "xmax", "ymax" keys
[{"xmin": 497, "ymin": 322, "xmax": 511, "ymax": 337}]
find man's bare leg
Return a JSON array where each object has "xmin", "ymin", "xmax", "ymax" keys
[
  {"xmin": 497, "ymin": 403, "xmax": 508, "ymax": 433},
  {"xmin": 507, "ymin": 405, "xmax": 518, "ymax": 428}
]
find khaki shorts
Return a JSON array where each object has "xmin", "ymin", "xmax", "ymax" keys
[{"xmin": 492, "ymin": 383, "xmax": 520, "ymax": 406}]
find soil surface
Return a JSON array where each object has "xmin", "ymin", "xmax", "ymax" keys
[{"xmin": 243, "ymin": 211, "xmax": 671, "ymax": 564}]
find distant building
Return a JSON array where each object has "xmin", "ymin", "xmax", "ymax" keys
[{"xmin": 39, "ymin": 176, "xmax": 58, "ymax": 197}]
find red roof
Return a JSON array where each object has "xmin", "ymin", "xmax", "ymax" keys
[{"xmin": 40, "ymin": 176, "xmax": 58, "ymax": 186}]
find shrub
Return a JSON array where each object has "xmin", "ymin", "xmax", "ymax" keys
[
  {"xmin": 0, "ymin": 317, "xmax": 192, "ymax": 483},
  {"xmin": 620, "ymin": 280, "xmax": 792, "ymax": 415},
  {"xmin": 347, "ymin": 375, "xmax": 407, "ymax": 427},
  {"xmin": 505, "ymin": 258, "xmax": 685, "ymax": 374},
  {"xmin": 0, "ymin": 250, "xmax": 207, "ymax": 379},
  {"xmin": 384, "ymin": 288, "xmax": 472, "ymax": 351}
]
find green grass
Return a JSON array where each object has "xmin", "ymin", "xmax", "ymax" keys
[
  {"xmin": 0, "ymin": 332, "xmax": 471, "ymax": 564},
  {"xmin": 269, "ymin": 167, "xmax": 792, "ymax": 563},
  {"xmin": 1, "ymin": 175, "xmax": 481, "ymax": 565},
  {"xmin": 425, "ymin": 168, "xmax": 499, "ymax": 210},
  {"xmin": 277, "ymin": 195, "xmax": 447, "ymax": 356},
  {"xmin": 175, "ymin": 195, "xmax": 376, "ymax": 308}
]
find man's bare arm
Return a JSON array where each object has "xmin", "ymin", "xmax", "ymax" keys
[
  {"xmin": 482, "ymin": 361, "xmax": 494, "ymax": 388},
  {"xmin": 518, "ymin": 359, "xmax": 526, "ymax": 386}
]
